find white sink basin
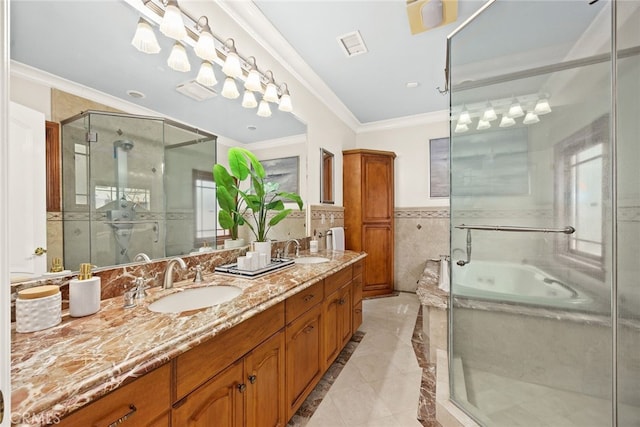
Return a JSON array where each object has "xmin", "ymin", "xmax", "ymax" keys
[
  {"xmin": 148, "ymin": 286, "xmax": 242, "ymax": 313},
  {"xmin": 294, "ymin": 257, "xmax": 330, "ymax": 264}
]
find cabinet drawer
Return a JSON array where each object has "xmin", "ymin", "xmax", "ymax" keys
[
  {"xmin": 325, "ymin": 265, "xmax": 352, "ymax": 296},
  {"xmin": 352, "ymin": 274, "xmax": 363, "ymax": 304},
  {"xmin": 353, "ymin": 260, "xmax": 364, "ymax": 279},
  {"xmin": 285, "ymin": 281, "xmax": 323, "ymax": 323},
  {"xmin": 353, "ymin": 300, "xmax": 363, "ymax": 332},
  {"xmin": 175, "ymin": 301, "xmax": 285, "ymax": 400},
  {"xmin": 58, "ymin": 363, "xmax": 171, "ymax": 427}
]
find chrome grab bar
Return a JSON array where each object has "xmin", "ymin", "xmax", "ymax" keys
[{"xmin": 455, "ymin": 224, "xmax": 575, "ymax": 234}]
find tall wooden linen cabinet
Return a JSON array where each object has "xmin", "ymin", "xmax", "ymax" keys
[{"xmin": 342, "ymin": 149, "xmax": 396, "ymax": 297}]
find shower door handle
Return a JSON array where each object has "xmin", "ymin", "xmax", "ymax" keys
[{"xmin": 455, "ymin": 224, "xmax": 575, "ymax": 234}]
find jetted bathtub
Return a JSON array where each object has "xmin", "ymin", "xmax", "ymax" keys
[{"xmin": 451, "ymin": 260, "xmax": 592, "ymax": 309}]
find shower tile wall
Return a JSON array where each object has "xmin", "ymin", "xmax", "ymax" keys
[{"xmin": 395, "ymin": 207, "xmax": 449, "ymax": 292}]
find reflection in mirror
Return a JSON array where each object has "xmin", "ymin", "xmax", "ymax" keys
[
  {"xmin": 61, "ymin": 110, "xmax": 216, "ymax": 268},
  {"xmin": 320, "ymin": 148, "xmax": 334, "ymax": 204},
  {"xmin": 10, "ymin": 0, "xmax": 309, "ymax": 274}
]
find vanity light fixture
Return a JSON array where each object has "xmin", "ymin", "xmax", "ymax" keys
[
  {"xmin": 242, "ymin": 89, "xmax": 258, "ymax": 109},
  {"xmin": 244, "ymin": 57, "xmax": 262, "ymax": 92},
  {"xmin": 523, "ymin": 111, "xmax": 540, "ymax": 125},
  {"xmin": 193, "ymin": 16, "xmax": 216, "ymax": 61},
  {"xmin": 507, "ymin": 98, "xmax": 524, "ymax": 118},
  {"xmin": 481, "ymin": 103, "xmax": 498, "ymax": 122},
  {"xmin": 221, "ymin": 77, "xmax": 240, "ymax": 99},
  {"xmin": 499, "ymin": 113, "xmax": 516, "ymax": 128},
  {"xmin": 278, "ymin": 83, "xmax": 293, "ymax": 112},
  {"xmin": 159, "ymin": 0, "xmax": 187, "ymax": 41},
  {"xmin": 196, "ymin": 61, "xmax": 217, "ymax": 87},
  {"xmin": 534, "ymin": 98, "xmax": 552, "ymax": 115},
  {"xmin": 458, "ymin": 107, "xmax": 472, "ymax": 125},
  {"xmin": 257, "ymin": 98, "xmax": 272, "ymax": 117},
  {"xmin": 167, "ymin": 42, "xmax": 190, "ymax": 72},
  {"xmin": 134, "ymin": 1, "xmax": 294, "ymax": 115},
  {"xmin": 476, "ymin": 119, "xmax": 491, "ymax": 130},
  {"xmin": 221, "ymin": 38, "xmax": 242, "ymax": 78},
  {"xmin": 131, "ymin": 17, "xmax": 161, "ymax": 54},
  {"xmin": 263, "ymin": 71, "xmax": 279, "ymax": 103}
]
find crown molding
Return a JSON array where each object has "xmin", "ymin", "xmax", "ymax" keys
[
  {"xmin": 246, "ymin": 133, "xmax": 307, "ymax": 150},
  {"xmin": 357, "ymin": 109, "xmax": 449, "ymax": 134},
  {"xmin": 216, "ymin": 0, "xmax": 361, "ymax": 132}
]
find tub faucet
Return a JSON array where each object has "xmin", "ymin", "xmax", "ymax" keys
[
  {"xmin": 163, "ymin": 257, "xmax": 186, "ymax": 289},
  {"xmin": 284, "ymin": 239, "xmax": 300, "ymax": 258}
]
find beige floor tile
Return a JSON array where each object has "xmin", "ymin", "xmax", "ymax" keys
[{"xmin": 331, "ymin": 382, "xmax": 394, "ymax": 425}]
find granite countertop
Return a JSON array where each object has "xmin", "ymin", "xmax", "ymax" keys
[{"xmin": 11, "ymin": 250, "xmax": 366, "ymax": 425}]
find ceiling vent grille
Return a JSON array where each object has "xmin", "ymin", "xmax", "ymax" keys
[
  {"xmin": 176, "ymin": 80, "xmax": 217, "ymax": 101},
  {"xmin": 337, "ymin": 30, "xmax": 368, "ymax": 57}
]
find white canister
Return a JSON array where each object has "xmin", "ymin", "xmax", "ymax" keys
[
  {"xmin": 310, "ymin": 240, "xmax": 319, "ymax": 253},
  {"xmin": 69, "ymin": 263, "xmax": 101, "ymax": 317},
  {"xmin": 16, "ymin": 285, "xmax": 62, "ymax": 333}
]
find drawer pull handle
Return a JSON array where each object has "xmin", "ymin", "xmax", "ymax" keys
[
  {"xmin": 303, "ymin": 294, "xmax": 315, "ymax": 302},
  {"xmin": 108, "ymin": 404, "xmax": 137, "ymax": 427},
  {"xmin": 237, "ymin": 383, "xmax": 247, "ymax": 393},
  {"xmin": 338, "ymin": 298, "xmax": 346, "ymax": 305},
  {"xmin": 248, "ymin": 375, "xmax": 257, "ymax": 384},
  {"xmin": 303, "ymin": 325, "xmax": 315, "ymax": 334}
]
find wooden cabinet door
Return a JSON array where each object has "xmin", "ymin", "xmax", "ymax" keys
[
  {"xmin": 57, "ymin": 364, "xmax": 171, "ymax": 427},
  {"xmin": 362, "ymin": 154, "xmax": 393, "ymax": 223},
  {"xmin": 323, "ymin": 284, "xmax": 353, "ymax": 368},
  {"xmin": 285, "ymin": 304, "xmax": 322, "ymax": 419},
  {"xmin": 363, "ymin": 223, "xmax": 393, "ymax": 296},
  {"xmin": 245, "ymin": 331, "xmax": 286, "ymax": 427},
  {"xmin": 172, "ymin": 360, "xmax": 244, "ymax": 427}
]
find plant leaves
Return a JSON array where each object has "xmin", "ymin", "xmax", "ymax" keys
[{"xmin": 269, "ymin": 209, "xmax": 292, "ymax": 227}]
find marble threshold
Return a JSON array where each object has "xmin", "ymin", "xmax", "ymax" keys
[{"xmin": 11, "ymin": 249, "xmax": 366, "ymax": 425}]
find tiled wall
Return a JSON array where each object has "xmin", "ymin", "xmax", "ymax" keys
[
  {"xmin": 309, "ymin": 204, "xmax": 345, "ymax": 250},
  {"xmin": 395, "ymin": 207, "xmax": 449, "ymax": 292}
]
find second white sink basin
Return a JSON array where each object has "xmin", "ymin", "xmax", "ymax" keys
[
  {"xmin": 294, "ymin": 257, "xmax": 330, "ymax": 264},
  {"xmin": 148, "ymin": 286, "xmax": 242, "ymax": 313}
]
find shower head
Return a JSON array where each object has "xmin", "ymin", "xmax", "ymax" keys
[{"xmin": 114, "ymin": 139, "xmax": 134, "ymax": 151}]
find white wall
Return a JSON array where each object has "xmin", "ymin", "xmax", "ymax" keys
[{"xmin": 355, "ymin": 111, "xmax": 450, "ymax": 208}]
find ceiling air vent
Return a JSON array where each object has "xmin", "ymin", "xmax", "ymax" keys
[
  {"xmin": 176, "ymin": 80, "xmax": 217, "ymax": 101},
  {"xmin": 337, "ymin": 30, "xmax": 368, "ymax": 57}
]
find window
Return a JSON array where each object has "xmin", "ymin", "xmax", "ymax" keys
[
  {"xmin": 556, "ymin": 115, "xmax": 608, "ymax": 271},
  {"xmin": 193, "ymin": 170, "xmax": 227, "ymax": 246}
]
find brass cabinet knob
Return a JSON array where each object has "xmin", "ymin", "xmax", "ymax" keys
[
  {"xmin": 248, "ymin": 375, "xmax": 257, "ymax": 384},
  {"xmin": 34, "ymin": 247, "xmax": 47, "ymax": 256}
]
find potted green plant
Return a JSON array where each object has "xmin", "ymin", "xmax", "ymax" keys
[{"xmin": 213, "ymin": 147, "xmax": 304, "ymax": 253}]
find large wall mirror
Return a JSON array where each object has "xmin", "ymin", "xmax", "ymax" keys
[
  {"xmin": 10, "ymin": 0, "xmax": 308, "ymax": 272},
  {"xmin": 320, "ymin": 148, "xmax": 335, "ymax": 204}
]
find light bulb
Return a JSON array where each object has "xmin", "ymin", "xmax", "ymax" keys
[
  {"xmin": 263, "ymin": 82, "xmax": 278, "ymax": 103},
  {"xmin": 194, "ymin": 23, "xmax": 216, "ymax": 61},
  {"xmin": 244, "ymin": 69, "xmax": 262, "ymax": 92},
  {"xmin": 257, "ymin": 99, "xmax": 272, "ymax": 117},
  {"xmin": 458, "ymin": 109, "xmax": 472, "ymax": 125},
  {"xmin": 499, "ymin": 114, "xmax": 515, "ymax": 128},
  {"xmin": 242, "ymin": 90, "xmax": 258, "ymax": 109},
  {"xmin": 534, "ymin": 98, "xmax": 552, "ymax": 115},
  {"xmin": 221, "ymin": 77, "xmax": 239, "ymax": 99},
  {"xmin": 221, "ymin": 39, "xmax": 242, "ymax": 78},
  {"xmin": 131, "ymin": 18, "xmax": 160, "ymax": 54},
  {"xmin": 278, "ymin": 93, "xmax": 293, "ymax": 112},
  {"xmin": 523, "ymin": 111, "xmax": 540, "ymax": 125},
  {"xmin": 196, "ymin": 61, "xmax": 217, "ymax": 87},
  {"xmin": 160, "ymin": 0, "xmax": 187, "ymax": 40},
  {"xmin": 454, "ymin": 123, "xmax": 469, "ymax": 133},
  {"xmin": 477, "ymin": 119, "xmax": 491, "ymax": 130},
  {"xmin": 508, "ymin": 100, "xmax": 524, "ymax": 118},
  {"xmin": 167, "ymin": 42, "xmax": 190, "ymax": 72},
  {"xmin": 482, "ymin": 104, "xmax": 497, "ymax": 122}
]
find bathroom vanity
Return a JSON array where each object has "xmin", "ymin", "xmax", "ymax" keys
[{"xmin": 11, "ymin": 250, "xmax": 365, "ymax": 426}]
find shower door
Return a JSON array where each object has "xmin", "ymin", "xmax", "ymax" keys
[{"xmin": 448, "ymin": 1, "xmax": 623, "ymax": 425}]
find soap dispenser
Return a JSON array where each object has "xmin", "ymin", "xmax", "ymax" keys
[{"xmin": 69, "ymin": 263, "xmax": 101, "ymax": 317}]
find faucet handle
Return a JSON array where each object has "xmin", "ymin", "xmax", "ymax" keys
[
  {"xmin": 193, "ymin": 264, "xmax": 204, "ymax": 283},
  {"xmin": 132, "ymin": 277, "xmax": 150, "ymax": 300}
]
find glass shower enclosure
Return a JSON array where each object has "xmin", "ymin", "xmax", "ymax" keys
[
  {"xmin": 448, "ymin": 1, "xmax": 639, "ymax": 425},
  {"xmin": 61, "ymin": 111, "xmax": 217, "ymax": 268}
]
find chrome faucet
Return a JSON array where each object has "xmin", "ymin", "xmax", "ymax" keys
[
  {"xmin": 133, "ymin": 252, "xmax": 151, "ymax": 263},
  {"xmin": 284, "ymin": 239, "xmax": 300, "ymax": 258},
  {"xmin": 163, "ymin": 257, "xmax": 187, "ymax": 289}
]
